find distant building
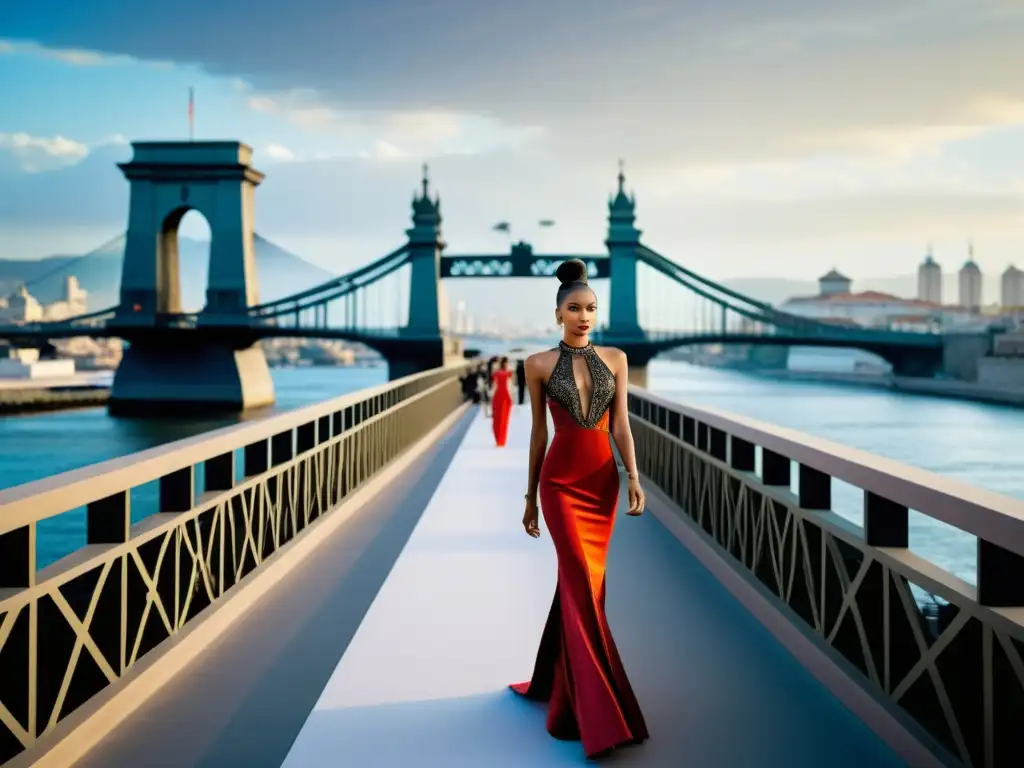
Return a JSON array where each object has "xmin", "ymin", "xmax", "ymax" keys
[
  {"xmin": 818, "ymin": 269, "xmax": 851, "ymax": 297},
  {"xmin": 0, "ymin": 285, "xmax": 44, "ymax": 323},
  {"xmin": 437, "ymin": 281, "xmax": 451, "ymax": 332},
  {"xmin": 453, "ymin": 300, "xmax": 469, "ymax": 334},
  {"xmin": 1001, "ymin": 265, "xmax": 1024, "ymax": 309},
  {"xmin": 958, "ymin": 244, "xmax": 982, "ymax": 311},
  {"xmin": 781, "ymin": 270, "xmax": 980, "ymax": 332},
  {"xmin": 43, "ymin": 276, "xmax": 89, "ymax": 321},
  {"xmin": 0, "ymin": 276, "xmax": 88, "ymax": 323},
  {"xmin": 0, "ymin": 347, "xmax": 76, "ymax": 379},
  {"xmin": 917, "ymin": 248, "xmax": 942, "ymax": 304}
]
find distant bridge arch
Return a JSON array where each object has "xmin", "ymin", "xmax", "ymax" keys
[
  {"xmin": 118, "ymin": 141, "xmax": 263, "ymax": 324},
  {"xmin": 157, "ymin": 206, "xmax": 212, "ymax": 314}
]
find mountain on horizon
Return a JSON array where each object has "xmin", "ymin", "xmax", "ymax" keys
[{"xmin": 0, "ymin": 235, "xmax": 337, "ymax": 311}]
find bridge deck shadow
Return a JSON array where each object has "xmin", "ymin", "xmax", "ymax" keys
[{"xmin": 79, "ymin": 402, "xmax": 908, "ymax": 768}]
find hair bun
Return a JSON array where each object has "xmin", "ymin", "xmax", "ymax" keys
[{"xmin": 555, "ymin": 259, "xmax": 588, "ymax": 285}]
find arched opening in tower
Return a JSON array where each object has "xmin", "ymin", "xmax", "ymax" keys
[{"xmin": 158, "ymin": 207, "xmax": 211, "ymax": 314}]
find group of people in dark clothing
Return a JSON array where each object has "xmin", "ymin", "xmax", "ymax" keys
[{"xmin": 461, "ymin": 355, "xmax": 528, "ymax": 410}]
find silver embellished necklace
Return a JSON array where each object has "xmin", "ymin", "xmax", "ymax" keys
[{"xmin": 559, "ymin": 340, "xmax": 593, "ymax": 356}]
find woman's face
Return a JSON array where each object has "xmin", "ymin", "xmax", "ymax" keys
[{"xmin": 556, "ymin": 288, "xmax": 598, "ymax": 338}]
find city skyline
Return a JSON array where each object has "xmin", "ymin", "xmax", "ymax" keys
[{"xmin": 1, "ymin": 2, "xmax": 1023, "ymax": 287}]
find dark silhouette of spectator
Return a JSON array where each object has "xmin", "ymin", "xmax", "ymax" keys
[{"xmin": 515, "ymin": 358, "xmax": 527, "ymax": 405}]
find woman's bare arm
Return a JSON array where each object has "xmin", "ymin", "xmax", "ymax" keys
[
  {"xmin": 524, "ymin": 354, "xmax": 550, "ymax": 503},
  {"xmin": 608, "ymin": 348, "xmax": 639, "ymax": 479}
]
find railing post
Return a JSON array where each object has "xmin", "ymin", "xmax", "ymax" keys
[
  {"xmin": 863, "ymin": 491, "xmax": 908, "ymax": 547},
  {"xmin": 729, "ymin": 436, "xmax": 755, "ymax": 472},
  {"xmin": 682, "ymin": 416, "xmax": 695, "ymax": 445},
  {"xmin": 798, "ymin": 464, "xmax": 831, "ymax": 510},
  {"xmin": 271, "ymin": 431, "xmax": 294, "ymax": 465},
  {"xmin": 317, "ymin": 415, "xmax": 331, "ymax": 444},
  {"xmin": 87, "ymin": 491, "xmax": 131, "ymax": 543},
  {"xmin": 244, "ymin": 439, "xmax": 269, "ymax": 476},
  {"xmin": 977, "ymin": 540, "xmax": 1024, "ymax": 607},
  {"xmin": 761, "ymin": 448, "xmax": 790, "ymax": 487},
  {"xmin": 0, "ymin": 524, "xmax": 35, "ymax": 588},
  {"xmin": 160, "ymin": 466, "xmax": 195, "ymax": 513},
  {"xmin": 297, "ymin": 421, "xmax": 317, "ymax": 454},
  {"xmin": 204, "ymin": 452, "xmax": 235, "ymax": 492},
  {"xmin": 86, "ymin": 490, "xmax": 130, "ymax": 675},
  {"xmin": 709, "ymin": 427, "xmax": 727, "ymax": 461},
  {"xmin": 667, "ymin": 410, "xmax": 681, "ymax": 439}
]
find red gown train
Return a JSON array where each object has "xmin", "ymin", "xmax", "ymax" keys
[
  {"xmin": 511, "ymin": 342, "xmax": 648, "ymax": 759},
  {"xmin": 491, "ymin": 369, "xmax": 513, "ymax": 447}
]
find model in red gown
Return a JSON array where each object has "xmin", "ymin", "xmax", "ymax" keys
[
  {"xmin": 491, "ymin": 367, "xmax": 513, "ymax": 447},
  {"xmin": 511, "ymin": 341, "xmax": 648, "ymax": 758}
]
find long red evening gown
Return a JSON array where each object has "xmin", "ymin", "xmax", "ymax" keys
[
  {"xmin": 492, "ymin": 369, "xmax": 513, "ymax": 447},
  {"xmin": 511, "ymin": 342, "xmax": 648, "ymax": 759}
]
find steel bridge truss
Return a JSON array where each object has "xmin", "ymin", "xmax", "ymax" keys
[{"xmin": 0, "ymin": 236, "xmax": 942, "ymax": 356}]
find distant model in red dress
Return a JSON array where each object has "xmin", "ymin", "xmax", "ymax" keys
[
  {"xmin": 491, "ymin": 358, "xmax": 514, "ymax": 447},
  {"xmin": 512, "ymin": 258, "xmax": 649, "ymax": 760}
]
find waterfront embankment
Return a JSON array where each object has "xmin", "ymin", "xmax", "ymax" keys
[
  {"xmin": 753, "ymin": 368, "xmax": 1024, "ymax": 407},
  {"xmin": 0, "ymin": 372, "xmax": 113, "ymax": 414}
]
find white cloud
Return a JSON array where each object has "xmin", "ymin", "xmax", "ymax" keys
[
  {"xmin": 0, "ymin": 38, "xmax": 174, "ymax": 69},
  {"xmin": 265, "ymin": 142, "xmax": 296, "ymax": 161},
  {"xmin": 384, "ymin": 112, "xmax": 463, "ymax": 144},
  {"xmin": 363, "ymin": 141, "xmax": 406, "ymax": 161},
  {"xmin": 246, "ymin": 90, "xmax": 338, "ymax": 131},
  {"xmin": 0, "ymin": 132, "xmax": 130, "ymax": 174},
  {"xmin": 0, "ymin": 133, "xmax": 89, "ymax": 172},
  {"xmin": 97, "ymin": 133, "xmax": 128, "ymax": 147},
  {"xmin": 243, "ymin": 87, "xmax": 543, "ymax": 160}
]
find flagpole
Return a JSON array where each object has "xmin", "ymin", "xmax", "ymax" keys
[{"xmin": 188, "ymin": 86, "xmax": 195, "ymax": 141}]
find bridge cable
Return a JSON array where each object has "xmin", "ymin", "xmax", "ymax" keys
[{"xmin": 1, "ymin": 232, "xmax": 125, "ymax": 306}]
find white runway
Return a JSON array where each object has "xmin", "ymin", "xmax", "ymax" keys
[
  {"xmin": 280, "ymin": 405, "xmax": 594, "ymax": 766},
  {"xmin": 281, "ymin": 405, "xmax": 908, "ymax": 768}
]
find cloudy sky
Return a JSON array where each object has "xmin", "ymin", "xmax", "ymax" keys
[{"xmin": 1, "ymin": 0, "xmax": 1023, "ymax": 292}]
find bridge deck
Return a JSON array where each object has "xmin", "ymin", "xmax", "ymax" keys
[
  {"xmin": 282, "ymin": 409, "xmax": 905, "ymax": 767},
  {"xmin": 80, "ymin": 405, "xmax": 908, "ymax": 767}
]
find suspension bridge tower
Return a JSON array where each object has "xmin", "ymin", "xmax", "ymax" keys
[
  {"xmin": 389, "ymin": 166, "xmax": 462, "ymax": 379},
  {"xmin": 604, "ymin": 163, "xmax": 654, "ymax": 386},
  {"xmin": 108, "ymin": 141, "xmax": 274, "ymax": 414},
  {"xmin": 606, "ymin": 162, "xmax": 642, "ymax": 337}
]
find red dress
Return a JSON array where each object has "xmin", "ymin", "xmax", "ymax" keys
[
  {"xmin": 511, "ymin": 342, "xmax": 648, "ymax": 759},
  {"xmin": 491, "ymin": 369, "xmax": 513, "ymax": 447}
]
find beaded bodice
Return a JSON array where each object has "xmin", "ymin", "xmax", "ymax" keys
[{"xmin": 544, "ymin": 342, "xmax": 616, "ymax": 429}]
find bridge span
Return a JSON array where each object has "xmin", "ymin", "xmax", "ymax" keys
[
  {"xmin": 0, "ymin": 139, "xmax": 976, "ymax": 416},
  {"xmin": 2, "ymin": 363, "xmax": 1021, "ymax": 767}
]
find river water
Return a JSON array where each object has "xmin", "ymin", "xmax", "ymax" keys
[{"xmin": 2, "ymin": 359, "xmax": 1019, "ymax": 583}]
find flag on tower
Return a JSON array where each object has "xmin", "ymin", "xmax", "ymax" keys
[{"xmin": 188, "ymin": 87, "xmax": 195, "ymax": 140}]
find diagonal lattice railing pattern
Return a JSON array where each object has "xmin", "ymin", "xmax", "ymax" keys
[
  {"xmin": 0, "ymin": 362, "xmax": 471, "ymax": 766},
  {"xmin": 628, "ymin": 389, "xmax": 1024, "ymax": 768}
]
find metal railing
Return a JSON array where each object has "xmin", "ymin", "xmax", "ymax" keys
[
  {"xmin": 0, "ymin": 362, "xmax": 471, "ymax": 765},
  {"xmin": 627, "ymin": 387, "xmax": 1024, "ymax": 768}
]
